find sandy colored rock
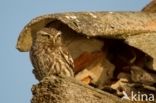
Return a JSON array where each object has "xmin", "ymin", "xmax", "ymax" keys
[
  {"xmin": 142, "ymin": 0, "xmax": 156, "ymax": 13},
  {"xmin": 117, "ymin": 72, "xmax": 131, "ymax": 81},
  {"xmin": 126, "ymin": 33, "xmax": 156, "ymax": 71},
  {"xmin": 16, "ymin": 12, "xmax": 156, "ymax": 52},
  {"xmin": 16, "ymin": 12, "xmax": 156, "ymax": 70},
  {"xmin": 131, "ymin": 66, "xmax": 156, "ymax": 85},
  {"xmin": 67, "ymin": 38, "xmax": 104, "ymax": 59},
  {"xmin": 31, "ymin": 75, "xmax": 131, "ymax": 103},
  {"xmin": 75, "ymin": 51, "xmax": 115, "ymax": 88}
]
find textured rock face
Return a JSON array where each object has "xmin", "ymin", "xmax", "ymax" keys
[
  {"xmin": 142, "ymin": 0, "xmax": 156, "ymax": 13},
  {"xmin": 16, "ymin": 12, "xmax": 156, "ymax": 51},
  {"xmin": 31, "ymin": 76, "xmax": 130, "ymax": 103},
  {"xmin": 125, "ymin": 33, "xmax": 156, "ymax": 71},
  {"xmin": 131, "ymin": 66, "xmax": 156, "ymax": 85},
  {"xmin": 16, "ymin": 12, "xmax": 156, "ymax": 70}
]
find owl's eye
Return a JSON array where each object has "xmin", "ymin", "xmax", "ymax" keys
[
  {"xmin": 37, "ymin": 30, "xmax": 51, "ymax": 39},
  {"xmin": 41, "ymin": 34, "xmax": 51, "ymax": 39},
  {"xmin": 57, "ymin": 35, "xmax": 61, "ymax": 37}
]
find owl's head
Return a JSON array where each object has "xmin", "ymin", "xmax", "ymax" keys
[{"xmin": 35, "ymin": 28, "xmax": 62, "ymax": 45}]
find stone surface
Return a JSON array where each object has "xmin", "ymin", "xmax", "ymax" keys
[
  {"xmin": 131, "ymin": 66, "xmax": 156, "ymax": 85},
  {"xmin": 31, "ymin": 75, "xmax": 131, "ymax": 103},
  {"xmin": 126, "ymin": 33, "xmax": 156, "ymax": 71},
  {"xmin": 117, "ymin": 72, "xmax": 131, "ymax": 81},
  {"xmin": 16, "ymin": 12, "xmax": 156, "ymax": 52},
  {"xmin": 16, "ymin": 12, "xmax": 156, "ymax": 70},
  {"xmin": 67, "ymin": 38, "xmax": 104, "ymax": 59},
  {"xmin": 142, "ymin": 0, "xmax": 156, "ymax": 13},
  {"xmin": 75, "ymin": 51, "xmax": 115, "ymax": 88}
]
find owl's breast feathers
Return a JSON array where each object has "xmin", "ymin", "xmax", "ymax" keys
[{"xmin": 30, "ymin": 43, "xmax": 74, "ymax": 80}]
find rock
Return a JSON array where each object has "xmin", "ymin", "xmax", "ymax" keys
[
  {"xmin": 31, "ymin": 75, "xmax": 130, "ymax": 103},
  {"xmin": 111, "ymin": 78, "xmax": 129, "ymax": 95},
  {"xmin": 131, "ymin": 66, "xmax": 156, "ymax": 85},
  {"xmin": 126, "ymin": 33, "xmax": 156, "ymax": 71},
  {"xmin": 16, "ymin": 12, "xmax": 156, "ymax": 71},
  {"xmin": 74, "ymin": 51, "xmax": 104, "ymax": 74},
  {"xmin": 117, "ymin": 72, "xmax": 131, "ymax": 81},
  {"xmin": 142, "ymin": 0, "xmax": 156, "ymax": 13},
  {"xmin": 75, "ymin": 51, "xmax": 115, "ymax": 89},
  {"xmin": 111, "ymin": 81, "xmax": 156, "ymax": 101},
  {"xmin": 67, "ymin": 38, "xmax": 104, "ymax": 59}
]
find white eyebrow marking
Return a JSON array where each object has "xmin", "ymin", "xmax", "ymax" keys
[
  {"xmin": 57, "ymin": 31, "xmax": 62, "ymax": 35},
  {"xmin": 38, "ymin": 30, "xmax": 48, "ymax": 35}
]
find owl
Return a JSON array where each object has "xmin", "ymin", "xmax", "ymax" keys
[{"xmin": 30, "ymin": 27, "xmax": 74, "ymax": 81}]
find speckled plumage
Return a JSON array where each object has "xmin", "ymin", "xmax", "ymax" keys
[{"xmin": 30, "ymin": 28, "xmax": 74, "ymax": 81}]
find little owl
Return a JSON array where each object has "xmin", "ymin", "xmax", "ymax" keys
[{"xmin": 30, "ymin": 27, "xmax": 74, "ymax": 81}]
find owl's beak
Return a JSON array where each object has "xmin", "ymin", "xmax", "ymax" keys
[{"xmin": 53, "ymin": 32, "xmax": 61, "ymax": 43}]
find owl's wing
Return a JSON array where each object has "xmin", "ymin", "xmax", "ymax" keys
[{"xmin": 60, "ymin": 47, "xmax": 75, "ymax": 70}]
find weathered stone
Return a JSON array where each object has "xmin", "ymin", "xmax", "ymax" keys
[
  {"xmin": 117, "ymin": 72, "xmax": 131, "ymax": 81},
  {"xmin": 111, "ymin": 78, "xmax": 129, "ymax": 92},
  {"xmin": 75, "ymin": 51, "xmax": 115, "ymax": 88},
  {"xmin": 67, "ymin": 38, "xmax": 104, "ymax": 59},
  {"xmin": 31, "ymin": 75, "xmax": 131, "ymax": 103},
  {"xmin": 126, "ymin": 33, "xmax": 156, "ymax": 71},
  {"xmin": 16, "ymin": 12, "xmax": 156, "ymax": 70},
  {"xmin": 111, "ymin": 81, "xmax": 156, "ymax": 102},
  {"xmin": 16, "ymin": 12, "xmax": 156, "ymax": 51},
  {"xmin": 143, "ymin": 0, "xmax": 156, "ymax": 13},
  {"xmin": 131, "ymin": 66, "xmax": 156, "ymax": 85}
]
